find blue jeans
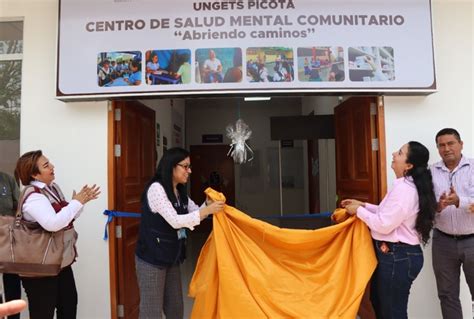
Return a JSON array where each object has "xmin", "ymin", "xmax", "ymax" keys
[{"xmin": 371, "ymin": 240, "xmax": 424, "ymax": 319}]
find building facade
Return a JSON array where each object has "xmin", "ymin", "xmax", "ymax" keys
[{"xmin": 1, "ymin": 0, "xmax": 473, "ymax": 318}]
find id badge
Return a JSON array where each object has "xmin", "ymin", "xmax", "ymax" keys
[{"xmin": 177, "ymin": 228, "xmax": 187, "ymax": 239}]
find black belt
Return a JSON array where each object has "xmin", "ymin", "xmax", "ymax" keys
[{"xmin": 437, "ymin": 229, "xmax": 474, "ymax": 240}]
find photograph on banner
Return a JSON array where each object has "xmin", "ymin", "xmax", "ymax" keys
[
  {"xmin": 246, "ymin": 47, "xmax": 294, "ymax": 83},
  {"xmin": 348, "ymin": 46, "xmax": 395, "ymax": 81},
  {"xmin": 195, "ymin": 48, "xmax": 242, "ymax": 84},
  {"xmin": 145, "ymin": 49, "xmax": 191, "ymax": 85},
  {"xmin": 297, "ymin": 47, "xmax": 345, "ymax": 82},
  {"xmin": 97, "ymin": 51, "xmax": 142, "ymax": 87}
]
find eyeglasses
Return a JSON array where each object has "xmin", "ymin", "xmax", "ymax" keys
[{"xmin": 177, "ymin": 163, "xmax": 192, "ymax": 170}]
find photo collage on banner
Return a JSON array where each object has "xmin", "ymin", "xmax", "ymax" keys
[
  {"xmin": 58, "ymin": 0, "xmax": 434, "ymax": 96},
  {"xmin": 95, "ymin": 46, "xmax": 394, "ymax": 87},
  {"xmin": 195, "ymin": 48, "xmax": 242, "ymax": 83},
  {"xmin": 97, "ymin": 51, "xmax": 142, "ymax": 87},
  {"xmin": 246, "ymin": 47, "xmax": 294, "ymax": 82},
  {"xmin": 297, "ymin": 47, "xmax": 345, "ymax": 82},
  {"xmin": 145, "ymin": 49, "xmax": 191, "ymax": 85},
  {"xmin": 348, "ymin": 46, "xmax": 395, "ymax": 81}
]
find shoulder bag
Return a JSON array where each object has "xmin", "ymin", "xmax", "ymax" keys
[{"xmin": 0, "ymin": 186, "xmax": 64, "ymax": 277}]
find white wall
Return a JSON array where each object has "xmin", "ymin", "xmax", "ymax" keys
[
  {"xmin": 2, "ymin": 0, "xmax": 472, "ymax": 317},
  {"xmin": 2, "ymin": 1, "xmax": 110, "ymax": 318},
  {"xmin": 384, "ymin": 1, "xmax": 473, "ymax": 318}
]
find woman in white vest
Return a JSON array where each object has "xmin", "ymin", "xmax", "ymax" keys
[{"xmin": 14, "ymin": 150, "xmax": 100, "ymax": 319}]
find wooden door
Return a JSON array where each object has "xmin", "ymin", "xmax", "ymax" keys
[
  {"xmin": 335, "ymin": 96, "xmax": 386, "ymax": 319},
  {"xmin": 335, "ymin": 97, "xmax": 379, "ymax": 204},
  {"xmin": 110, "ymin": 100, "xmax": 156, "ymax": 319},
  {"xmin": 189, "ymin": 145, "xmax": 235, "ymax": 207}
]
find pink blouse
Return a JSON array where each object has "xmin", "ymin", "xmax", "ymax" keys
[{"xmin": 356, "ymin": 177, "xmax": 421, "ymax": 245}]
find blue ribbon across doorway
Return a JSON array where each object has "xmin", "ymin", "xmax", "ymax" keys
[{"xmin": 102, "ymin": 210, "xmax": 141, "ymax": 240}]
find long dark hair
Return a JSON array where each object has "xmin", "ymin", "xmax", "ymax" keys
[
  {"xmin": 405, "ymin": 141, "xmax": 436, "ymax": 245},
  {"xmin": 143, "ymin": 147, "xmax": 190, "ymax": 206}
]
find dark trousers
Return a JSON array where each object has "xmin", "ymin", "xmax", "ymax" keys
[
  {"xmin": 2, "ymin": 273, "xmax": 22, "ymax": 319},
  {"xmin": 21, "ymin": 266, "xmax": 77, "ymax": 319},
  {"xmin": 432, "ymin": 229, "xmax": 474, "ymax": 319},
  {"xmin": 370, "ymin": 241, "xmax": 423, "ymax": 319}
]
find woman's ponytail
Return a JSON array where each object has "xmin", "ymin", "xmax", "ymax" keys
[{"xmin": 406, "ymin": 142, "xmax": 437, "ymax": 245}]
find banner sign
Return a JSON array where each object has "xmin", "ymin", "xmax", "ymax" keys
[{"xmin": 57, "ymin": 0, "xmax": 435, "ymax": 98}]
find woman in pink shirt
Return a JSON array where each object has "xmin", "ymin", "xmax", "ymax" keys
[{"xmin": 342, "ymin": 141, "xmax": 437, "ymax": 319}]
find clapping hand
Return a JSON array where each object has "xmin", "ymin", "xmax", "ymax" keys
[
  {"xmin": 438, "ymin": 186, "xmax": 459, "ymax": 212},
  {"xmin": 73, "ymin": 184, "xmax": 101, "ymax": 205},
  {"xmin": 445, "ymin": 186, "xmax": 460, "ymax": 207}
]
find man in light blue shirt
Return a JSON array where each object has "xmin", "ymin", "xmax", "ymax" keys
[{"xmin": 430, "ymin": 128, "xmax": 474, "ymax": 319}]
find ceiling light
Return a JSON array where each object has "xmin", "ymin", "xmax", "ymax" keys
[{"xmin": 244, "ymin": 97, "xmax": 271, "ymax": 102}]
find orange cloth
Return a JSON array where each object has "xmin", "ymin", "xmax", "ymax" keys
[
  {"xmin": 189, "ymin": 188, "xmax": 376, "ymax": 319},
  {"xmin": 331, "ymin": 207, "xmax": 352, "ymax": 224}
]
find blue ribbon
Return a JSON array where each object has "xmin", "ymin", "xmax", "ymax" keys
[{"xmin": 102, "ymin": 210, "xmax": 141, "ymax": 240}]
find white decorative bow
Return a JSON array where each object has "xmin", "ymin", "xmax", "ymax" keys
[{"xmin": 226, "ymin": 119, "xmax": 254, "ymax": 164}]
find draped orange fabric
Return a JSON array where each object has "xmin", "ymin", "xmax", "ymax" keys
[{"xmin": 189, "ymin": 188, "xmax": 377, "ymax": 319}]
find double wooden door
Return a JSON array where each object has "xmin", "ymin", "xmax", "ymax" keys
[{"xmin": 108, "ymin": 97, "xmax": 386, "ymax": 318}]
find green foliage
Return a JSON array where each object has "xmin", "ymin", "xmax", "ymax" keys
[
  {"xmin": 0, "ymin": 109, "xmax": 20, "ymax": 139},
  {"xmin": 0, "ymin": 44, "xmax": 22, "ymax": 140},
  {"xmin": 0, "ymin": 60, "xmax": 22, "ymax": 110}
]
